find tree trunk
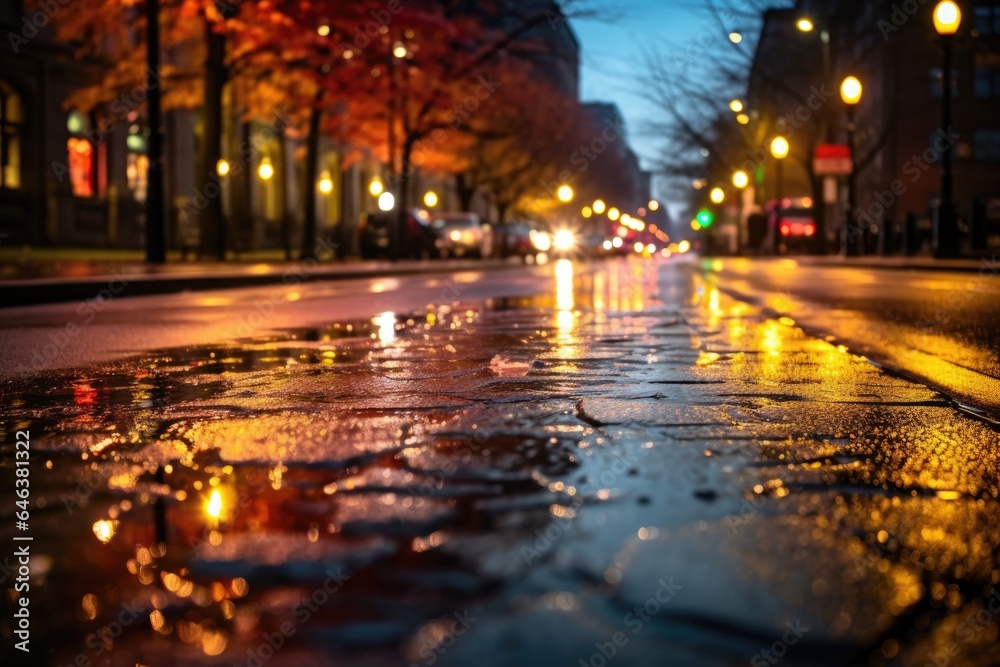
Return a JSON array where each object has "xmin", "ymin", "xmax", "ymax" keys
[
  {"xmin": 233, "ymin": 117, "xmax": 252, "ymax": 250},
  {"xmin": 394, "ymin": 134, "xmax": 417, "ymax": 261},
  {"xmin": 276, "ymin": 128, "xmax": 292, "ymax": 260},
  {"xmin": 301, "ymin": 88, "xmax": 325, "ymax": 260},
  {"xmin": 198, "ymin": 22, "xmax": 227, "ymax": 259},
  {"xmin": 455, "ymin": 172, "xmax": 476, "ymax": 211}
]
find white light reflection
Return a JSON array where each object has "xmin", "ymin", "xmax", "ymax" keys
[{"xmin": 376, "ymin": 311, "xmax": 397, "ymax": 344}]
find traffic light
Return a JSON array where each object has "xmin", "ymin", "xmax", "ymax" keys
[{"xmin": 696, "ymin": 208, "xmax": 715, "ymax": 228}]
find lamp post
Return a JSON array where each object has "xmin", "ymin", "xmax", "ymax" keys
[
  {"xmin": 840, "ymin": 76, "xmax": 863, "ymax": 256},
  {"xmin": 770, "ymin": 136, "xmax": 789, "ymax": 254},
  {"xmin": 733, "ymin": 170, "xmax": 749, "ymax": 252},
  {"xmin": 145, "ymin": 0, "xmax": 166, "ymax": 263},
  {"xmin": 934, "ymin": 0, "xmax": 961, "ymax": 258}
]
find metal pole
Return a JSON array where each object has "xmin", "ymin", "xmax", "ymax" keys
[
  {"xmin": 388, "ymin": 52, "xmax": 400, "ymax": 263},
  {"xmin": 936, "ymin": 36, "xmax": 957, "ymax": 258},
  {"xmin": 774, "ymin": 159, "xmax": 783, "ymax": 256},
  {"xmin": 843, "ymin": 106, "xmax": 859, "ymax": 257},
  {"xmin": 145, "ymin": 0, "xmax": 166, "ymax": 263}
]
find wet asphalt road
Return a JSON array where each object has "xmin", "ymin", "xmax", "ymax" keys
[{"xmin": 1, "ymin": 257, "xmax": 999, "ymax": 667}]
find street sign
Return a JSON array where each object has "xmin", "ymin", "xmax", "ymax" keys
[{"xmin": 814, "ymin": 144, "xmax": 852, "ymax": 176}]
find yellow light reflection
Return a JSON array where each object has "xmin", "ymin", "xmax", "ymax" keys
[
  {"xmin": 206, "ymin": 489, "xmax": 223, "ymax": 519},
  {"xmin": 555, "ymin": 259, "xmax": 574, "ymax": 312},
  {"xmin": 92, "ymin": 519, "xmax": 117, "ymax": 544}
]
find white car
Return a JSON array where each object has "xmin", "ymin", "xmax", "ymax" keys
[{"xmin": 432, "ymin": 213, "xmax": 494, "ymax": 258}]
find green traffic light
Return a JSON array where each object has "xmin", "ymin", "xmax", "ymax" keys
[{"xmin": 697, "ymin": 209, "xmax": 714, "ymax": 228}]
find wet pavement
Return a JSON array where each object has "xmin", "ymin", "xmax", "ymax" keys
[{"xmin": 2, "ymin": 258, "xmax": 1000, "ymax": 667}]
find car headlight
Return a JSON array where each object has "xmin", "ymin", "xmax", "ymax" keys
[
  {"xmin": 553, "ymin": 229, "xmax": 575, "ymax": 252},
  {"xmin": 449, "ymin": 230, "xmax": 462, "ymax": 242},
  {"xmin": 531, "ymin": 231, "xmax": 552, "ymax": 252}
]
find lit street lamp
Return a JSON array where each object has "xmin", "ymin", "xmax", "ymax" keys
[
  {"xmin": 733, "ymin": 171, "xmax": 749, "ymax": 252},
  {"xmin": 840, "ymin": 76, "xmax": 863, "ymax": 256},
  {"xmin": 710, "ymin": 187, "xmax": 725, "ymax": 205},
  {"xmin": 933, "ymin": 0, "xmax": 961, "ymax": 258},
  {"xmin": 557, "ymin": 184, "xmax": 575, "ymax": 203},
  {"xmin": 729, "ymin": 99, "xmax": 744, "ymax": 113},
  {"xmin": 770, "ymin": 136, "xmax": 789, "ymax": 253}
]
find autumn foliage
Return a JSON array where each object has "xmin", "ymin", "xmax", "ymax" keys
[{"xmin": 31, "ymin": 0, "xmax": 638, "ymax": 248}]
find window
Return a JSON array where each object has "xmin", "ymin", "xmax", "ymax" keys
[
  {"xmin": 0, "ymin": 81, "xmax": 23, "ymax": 190},
  {"xmin": 974, "ymin": 5, "xmax": 1000, "ymax": 34},
  {"xmin": 67, "ymin": 111, "xmax": 95, "ymax": 198},
  {"xmin": 930, "ymin": 68, "xmax": 960, "ymax": 98},
  {"xmin": 126, "ymin": 123, "xmax": 148, "ymax": 201},
  {"xmin": 974, "ymin": 129, "xmax": 1000, "ymax": 161},
  {"xmin": 975, "ymin": 66, "xmax": 1000, "ymax": 97}
]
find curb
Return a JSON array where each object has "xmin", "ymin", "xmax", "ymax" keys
[{"xmin": 0, "ymin": 259, "xmax": 529, "ymax": 308}]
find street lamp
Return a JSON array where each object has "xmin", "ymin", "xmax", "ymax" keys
[
  {"xmin": 648, "ymin": 200, "xmax": 659, "ymax": 211},
  {"xmin": 729, "ymin": 99, "xmax": 744, "ymax": 113},
  {"xmin": 423, "ymin": 190, "xmax": 438, "ymax": 208},
  {"xmin": 593, "ymin": 199, "xmax": 607, "ymax": 215},
  {"xmin": 369, "ymin": 178, "xmax": 384, "ymax": 197},
  {"xmin": 934, "ymin": 0, "xmax": 961, "ymax": 258},
  {"xmin": 318, "ymin": 170, "xmax": 334, "ymax": 195},
  {"xmin": 736, "ymin": 113, "xmax": 750, "ymax": 125},
  {"xmin": 840, "ymin": 76, "xmax": 863, "ymax": 256},
  {"xmin": 608, "ymin": 207, "xmax": 621, "ymax": 221},
  {"xmin": 378, "ymin": 192, "xmax": 396, "ymax": 212},
  {"xmin": 557, "ymin": 184, "xmax": 575, "ymax": 203},
  {"xmin": 710, "ymin": 187, "xmax": 725, "ymax": 204},
  {"xmin": 796, "ymin": 18, "xmax": 815, "ymax": 32},
  {"xmin": 770, "ymin": 136, "xmax": 789, "ymax": 252},
  {"xmin": 732, "ymin": 171, "xmax": 749, "ymax": 189}
]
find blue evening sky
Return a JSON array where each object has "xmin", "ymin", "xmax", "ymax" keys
[{"xmin": 571, "ymin": 2, "xmax": 713, "ymax": 211}]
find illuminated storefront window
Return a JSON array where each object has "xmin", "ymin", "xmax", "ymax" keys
[
  {"xmin": 67, "ymin": 111, "xmax": 95, "ymax": 198},
  {"xmin": 126, "ymin": 124, "xmax": 148, "ymax": 201},
  {"xmin": 0, "ymin": 81, "xmax": 23, "ymax": 190}
]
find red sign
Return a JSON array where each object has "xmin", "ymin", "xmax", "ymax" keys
[{"xmin": 814, "ymin": 144, "xmax": 853, "ymax": 176}]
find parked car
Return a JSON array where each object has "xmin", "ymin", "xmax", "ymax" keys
[
  {"xmin": 494, "ymin": 222, "xmax": 537, "ymax": 259},
  {"xmin": 767, "ymin": 197, "xmax": 817, "ymax": 254},
  {"xmin": 430, "ymin": 213, "xmax": 493, "ymax": 258},
  {"xmin": 358, "ymin": 209, "xmax": 437, "ymax": 259}
]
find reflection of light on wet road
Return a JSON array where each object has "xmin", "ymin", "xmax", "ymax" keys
[
  {"xmin": 376, "ymin": 311, "xmax": 397, "ymax": 344},
  {"xmin": 206, "ymin": 489, "xmax": 223, "ymax": 527},
  {"xmin": 593, "ymin": 271, "xmax": 606, "ymax": 311},
  {"xmin": 556, "ymin": 260, "xmax": 574, "ymax": 312}
]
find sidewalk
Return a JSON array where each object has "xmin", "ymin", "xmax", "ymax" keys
[
  {"xmin": 0, "ymin": 250, "xmax": 530, "ymax": 308},
  {"xmin": 716, "ymin": 254, "xmax": 999, "ymax": 273}
]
